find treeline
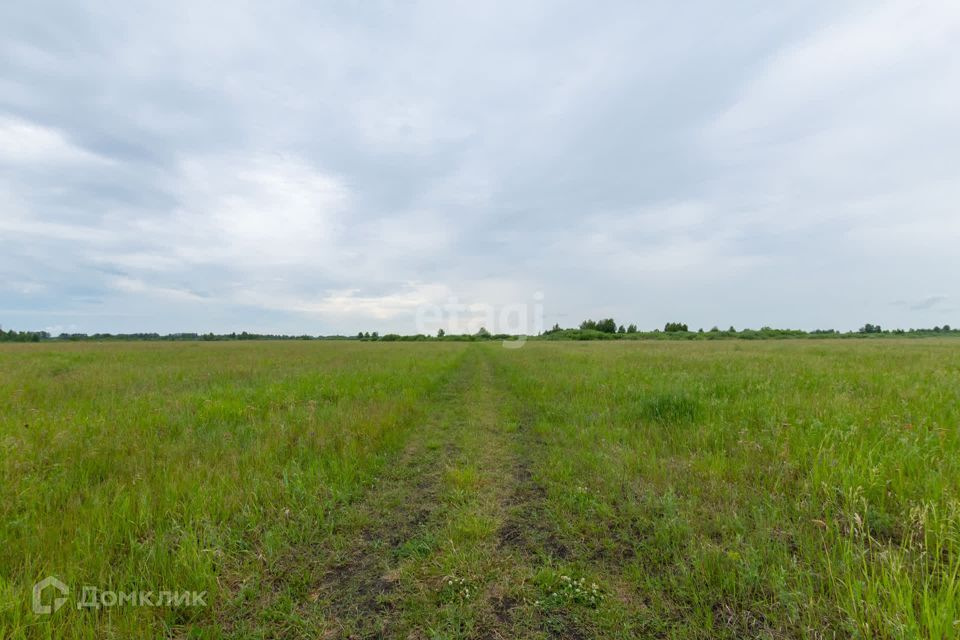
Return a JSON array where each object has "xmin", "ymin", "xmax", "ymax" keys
[
  {"xmin": 356, "ymin": 328, "xmax": 520, "ymax": 342},
  {"xmin": 0, "ymin": 327, "xmax": 513, "ymax": 343},
  {"xmin": 0, "ymin": 328, "xmax": 50, "ymax": 342},
  {"xmin": 55, "ymin": 332, "xmax": 323, "ymax": 342},
  {"xmin": 56, "ymin": 330, "xmax": 511, "ymax": 342},
  {"xmin": 540, "ymin": 319, "xmax": 959, "ymax": 341},
  {"xmin": 2, "ymin": 322, "xmax": 958, "ymax": 343}
]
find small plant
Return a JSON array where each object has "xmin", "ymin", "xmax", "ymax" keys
[
  {"xmin": 534, "ymin": 573, "xmax": 605, "ymax": 609},
  {"xmin": 439, "ymin": 575, "xmax": 475, "ymax": 603}
]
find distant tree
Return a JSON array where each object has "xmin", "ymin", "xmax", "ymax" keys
[
  {"xmin": 579, "ymin": 319, "xmax": 598, "ymax": 331},
  {"xmin": 357, "ymin": 331, "xmax": 364, "ymax": 339},
  {"xmin": 859, "ymin": 324, "xmax": 882, "ymax": 334},
  {"xmin": 596, "ymin": 318, "xmax": 617, "ymax": 333},
  {"xmin": 476, "ymin": 327, "xmax": 491, "ymax": 338},
  {"xmin": 664, "ymin": 322, "xmax": 689, "ymax": 333},
  {"xmin": 437, "ymin": 328, "xmax": 445, "ymax": 338},
  {"xmin": 626, "ymin": 324, "xmax": 637, "ymax": 333},
  {"xmin": 617, "ymin": 325, "xmax": 626, "ymax": 334},
  {"xmin": 945, "ymin": 324, "xmax": 952, "ymax": 332},
  {"xmin": 371, "ymin": 331, "xmax": 379, "ymax": 339}
]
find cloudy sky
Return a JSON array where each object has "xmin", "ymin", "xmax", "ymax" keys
[{"xmin": 2, "ymin": 1, "xmax": 959, "ymax": 335}]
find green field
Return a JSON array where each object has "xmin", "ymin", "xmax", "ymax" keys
[{"xmin": 2, "ymin": 340, "xmax": 958, "ymax": 639}]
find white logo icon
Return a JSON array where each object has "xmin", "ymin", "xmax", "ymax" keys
[{"xmin": 32, "ymin": 576, "xmax": 69, "ymax": 615}]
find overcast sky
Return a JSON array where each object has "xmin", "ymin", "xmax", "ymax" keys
[{"xmin": 2, "ymin": 1, "xmax": 959, "ymax": 335}]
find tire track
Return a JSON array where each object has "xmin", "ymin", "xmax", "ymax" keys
[
  {"xmin": 480, "ymin": 352, "xmax": 586, "ymax": 640},
  {"xmin": 309, "ymin": 361, "xmax": 475, "ymax": 638}
]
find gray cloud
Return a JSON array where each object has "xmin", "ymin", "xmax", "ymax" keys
[
  {"xmin": 1, "ymin": 1, "xmax": 959, "ymax": 334},
  {"xmin": 910, "ymin": 297, "xmax": 947, "ymax": 311},
  {"xmin": 891, "ymin": 296, "xmax": 953, "ymax": 312}
]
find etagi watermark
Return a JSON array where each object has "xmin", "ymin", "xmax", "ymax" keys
[
  {"xmin": 414, "ymin": 292, "xmax": 545, "ymax": 349},
  {"xmin": 32, "ymin": 576, "xmax": 206, "ymax": 615}
]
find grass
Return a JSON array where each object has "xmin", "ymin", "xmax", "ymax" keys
[{"xmin": 1, "ymin": 339, "xmax": 958, "ymax": 638}]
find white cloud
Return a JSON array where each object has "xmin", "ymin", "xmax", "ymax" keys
[
  {"xmin": 108, "ymin": 275, "xmax": 206, "ymax": 303},
  {"xmin": 711, "ymin": 3, "xmax": 960, "ymax": 138},
  {"xmin": 234, "ymin": 282, "xmax": 452, "ymax": 320},
  {"xmin": 353, "ymin": 98, "xmax": 474, "ymax": 152},
  {"xmin": 0, "ymin": 216, "xmax": 119, "ymax": 244},
  {"xmin": 0, "ymin": 115, "xmax": 107, "ymax": 165},
  {"xmin": 2, "ymin": 1, "xmax": 959, "ymax": 333},
  {"xmin": 140, "ymin": 153, "xmax": 350, "ymax": 269}
]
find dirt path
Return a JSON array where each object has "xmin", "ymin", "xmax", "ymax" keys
[
  {"xmin": 295, "ymin": 346, "xmax": 577, "ymax": 639},
  {"xmin": 308, "ymin": 353, "xmax": 477, "ymax": 637}
]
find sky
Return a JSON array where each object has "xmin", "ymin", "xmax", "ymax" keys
[{"xmin": 2, "ymin": 1, "xmax": 959, "ymax": 335}]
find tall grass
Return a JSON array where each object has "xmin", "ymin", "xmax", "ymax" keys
[
  {"xmin": 3, "ymin": 339, "xmax": 958, "ymax": 637},
  {"xmin": 488, "ymin": 339, "xmax": 960, "ymax": 638},
  {"xmin": 0, "ymin": 341, "xmax": 467, "ymax": 638}
]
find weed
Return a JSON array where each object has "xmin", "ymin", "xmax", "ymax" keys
[{"xmin": 534, "ymin": 572, "xmax": 605, "ymax": 609}]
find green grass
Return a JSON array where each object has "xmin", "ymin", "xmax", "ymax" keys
[{"xmin": 2, "ymin": 340, "xmax": 958, "ymax": 638}]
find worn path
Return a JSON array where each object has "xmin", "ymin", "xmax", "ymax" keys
[{"xmin": 290, "ymin": 346, "xmax": 604, "ymax": 639}]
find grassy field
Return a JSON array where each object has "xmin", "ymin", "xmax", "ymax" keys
[{"xmin": 2, "ymin": 340, "xmax": 958, "ymax": 638}]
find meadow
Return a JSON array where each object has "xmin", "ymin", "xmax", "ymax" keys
[{"xmin": 1, "ymin": 340, "xmax": 958, "ymax": 638}]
